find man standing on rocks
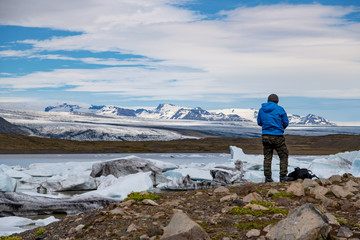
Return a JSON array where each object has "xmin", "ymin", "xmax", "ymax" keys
[{"xmin": 257, "ymin": 94, "xmax": 291, "ymax": 182}]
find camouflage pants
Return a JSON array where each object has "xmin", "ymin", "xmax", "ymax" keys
[{"xmin": 262, "ymin": 135, "xmax": 289, "ymax": 177}]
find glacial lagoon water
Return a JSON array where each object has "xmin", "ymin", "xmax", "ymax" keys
[{"xmin": 0, "ymin": 153, "xmax": 232, "ymax": 168}]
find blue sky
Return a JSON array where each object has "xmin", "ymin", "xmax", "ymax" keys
[{"xmin": 0, "ymin": 0, "xmax": 359, "ymax": 122}]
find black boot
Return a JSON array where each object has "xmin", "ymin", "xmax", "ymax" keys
[
  {"xmin": 265, "ymin": 176, "xmax": 274, "ymax": 183},
  {"xmin": 280, "ymin": 175, "xmax": 293, "ymax": 182}
]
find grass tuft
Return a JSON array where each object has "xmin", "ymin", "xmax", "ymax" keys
[
  {"xmin": 0, "ymin": 237, "xmax": 22, "ymax": 240},
  {"xmin": 230, "ymin": 206, "xmax": 288, "ymax": 216},
  {"xmin": 270, "ymin": 191, "xmax": 294, "ymax": 199},
  {"xmin": 34, "ymin": 228, "xmax": 46, "ymax": 238},
  {"xmin": 124, "ymin": 191, "xmax": 160, "ymax": 202}
]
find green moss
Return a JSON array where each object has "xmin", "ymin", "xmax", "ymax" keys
[
  {"xmin": 124, "ymin": 191, "xmax": 160, "ymax": 202},
  {"xmin": 271, "ymin": 191, "xmax": 294, "ymax": 199},
  {"xmin": 235, "ymin": 219, "xmax": 278, "ymax": 230},
  {"xmin": 230, "ymin": 206, "xmax": 288, "ymax": 216},
  {"xmin": 34, "ymin": 228, "xmax": 46, "ymax": 238},
  {"xmin": 337, "ymin": 219, "xmax": 360, "ymax": 227},
  {"xmin": 230, "ymin": 207, "xmax": 265, "ymax": 216},
  {"xmin": 251, "ymin": 200, "xmax": 275, "ymax": 208},
  {"xmin": 197, "ymin": 222, "xmax": 211, "ymax": 233},
  {"xmin": 0, "ymin": 237, "xmax": 22, "ymax": 240},
  {"xmin": 267, "ymin": 207, "xmax": 288, "ymax": 215},
  {"xmin": 211, "ymin": 233, "xmax": 240, "ymax": 239}
]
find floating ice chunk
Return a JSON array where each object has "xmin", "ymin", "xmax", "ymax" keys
[
  {"xmin": 23, "ymin": 161, "xmax": 96, "ymax": 177},
  {"xmin": 331, "ymin": 151, "xmax": 360, "ymax": 164},
  {"xmin": 0, "ymin": 169, "xmax": 17, "ymax": 192},
  {"xmin": 230, "ymin": 146, "xmax": 263, "ymax": 167},
  {"xmin": 41, "ymin": 174, "xmax": 97, "ymax": 192},
  {"xmin": 308, "ymin": 153, "xmax": 355, "ymax": 178},
  {"xmin": 84, "ymin": 172, "xmax": 153, "ymax": 200},
  {"xmin": 163, "ymin": 168, "xmax": 212, "ymax": 181},
  {"xmin": 163, "ymin": 171, "xmax": 183, "ymax": 179},
  {"xmin": 349, "ymin": 152, "xmax": 360, "ymax": 177},
  {"xmin": 34, "ymin": 216, "xmax": 59, "ymax": 226},
  {"xmin": 112, "ymin": 155, "xmax": 178, "ymax": 171},
  {"xmin": 350, "ymin": 160, "xmax": 360, "ymax": 177},
  {"xmin": 145, "ymin": 158, "xmax": 178, "ymax": 171},
  {"xmin": 0, "ymin": 216, "xmax": 33, "ymax": 235},
  {"xmin": 230, "ymin": 146, "xmax": 249, "ymax": 162},
  {"xmin": 244, "ymin": 170, "xmax": 265, "ymax": 183},
  {"xmin": 0, "ymin": 164, "xmax": 31, "ymax": 179},
  {"xmin": 0, "ymin": 216, "xmax": 59, "ymax": 236}
]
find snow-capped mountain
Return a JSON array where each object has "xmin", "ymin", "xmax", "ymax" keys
[{"xmin": 44, "ymin": 103, "xmax": 334, "ymax": 126}]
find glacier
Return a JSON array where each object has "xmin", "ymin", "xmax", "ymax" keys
[{"xmin": 3, "ymin": 105, "xmax": 358, "ymax": 142}]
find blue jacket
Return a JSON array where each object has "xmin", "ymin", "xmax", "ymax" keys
[{"xmin": 257, "ymin": 102, "xmax": 289, "ymax": 135}]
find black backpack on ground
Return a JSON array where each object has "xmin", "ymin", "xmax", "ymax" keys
[{"xmin": 288, "ymin": 167, "xmax": 319, "ymax": 180}]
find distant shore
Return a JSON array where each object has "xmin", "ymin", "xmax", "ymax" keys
[{"xmin": 1, "ymin": 133, "xmax": 359, "ymax": 155}]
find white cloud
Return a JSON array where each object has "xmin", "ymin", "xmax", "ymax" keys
[
  {"xmin": 0, "ymin": 97, "xmax": 38, "ymax": 103},
  {"xmin": 0, "ymin": 1, "xmax": 359, "ymax": 100}
]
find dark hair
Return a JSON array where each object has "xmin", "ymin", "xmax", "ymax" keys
[{"xmin": 267, "ymin": 94, "xmax": 279, "ymax": 103}]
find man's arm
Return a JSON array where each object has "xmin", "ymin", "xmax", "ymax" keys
[
  {"xmin": 282, "ymin": 109, "xmax": 289, "ymax": 129},
  {"xmin": 257, "ymin": 110, "xmax": 262, "ymax": 126}
]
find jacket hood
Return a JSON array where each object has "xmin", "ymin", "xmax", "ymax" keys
[{"xmin": 261, "ymin": 102, "xmax": 277, "ymax": 113}]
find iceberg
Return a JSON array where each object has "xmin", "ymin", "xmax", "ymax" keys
[
  {"xmin": 0, "ymin": 191, "xmax": 114, "ymax": 217},
  {"xmin": 40, "ymin": 174, "xmax": 98, "ymax": 192},
  {"xmin": 308, "ymin": 151, "xmax": 360, "ymax": 178},
  {"xmin": 0, "ymin": 216, "xmax": 59, "ymax": 236},
  {"xmin": 84, "ymin": 172, "xmax": 154, "ymax": 200},
  {"xmin": 0, "ymin": 168, "xmax": 17, "ymax": 192}
]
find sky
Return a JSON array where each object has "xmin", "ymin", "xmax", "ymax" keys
[{"xmin": 0, "ymin": 0, "xmax": 359, "ymax": 122}]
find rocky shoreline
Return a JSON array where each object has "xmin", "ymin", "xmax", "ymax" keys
[{"xmin": 11, "ymin": 174, "xmax": 360, "ymax": 240}]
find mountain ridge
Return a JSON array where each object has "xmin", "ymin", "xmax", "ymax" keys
[{"xmin": 45, "ymin": 103, "xmax": 334, "ymax": 126}]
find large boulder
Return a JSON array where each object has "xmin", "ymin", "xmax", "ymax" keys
[
  {"xmin": 90, "ymin": 158, "xmax": 168, "ymax": 186},
  {"xmin": 160, "ymin": 210, "xmax": 211, "ymax": 240},
  {"xmin": 266, "ymin": 203, "xmax": 330, "ymax": 240}
]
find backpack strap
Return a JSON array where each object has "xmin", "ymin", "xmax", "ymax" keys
[{"xmin": 308, "ymin": 169, "xmax": 319, "ymax": 179}]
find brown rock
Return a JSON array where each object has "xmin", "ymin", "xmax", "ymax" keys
[
  {"xmin": 220, "ymin": 193, "xmax": 238, "ymax": 202},
  {"xmin": 331, "ymin": 185, "xmax": 353, "ymax": 198},
  {"xmin": 110, "ymin": 207, "xmax": 126, "ymax": 215},
  {"xmin": 142, "ymin": 199, "xmax": 159, "ymax": 206},
  {"xmin": 127, "ymin": 223, "xmax": 138, "ymax": 232},
  {"xmin": 266, "ymin": 188, "xmax": 279, "ymax": 198},
  {"xmin": 286, "ymin": 182, "xmax": 305, "ymax": 196},
  {"xmin": 309, "ymin": 186, "xmax": 329, "ymax": 199},
  {"xmin": 266, "ymin": 203, "xmax": 330, "ymax": 240},
  {"xmin": 337, "ymin": 226, "xmax": 354, "ymax": 238},
  {"xmin": 318, "ymin": 178, "xmax": 331, "ymax": 186},
  {"xmin": 321, "ymin": 197, "xmax": 339, "ymax": 208},
  {"xmin": 324, "ymin": 213, "xmax": 340, "ymax": 226},
  {"xmin": 303, "ymin": 179, "xmax": 319, "ymax": 188},
  {"xmin": 246, "ymin": 229, "xmax": 261, "ymax": 238},
  {"xmin": 160, "ymin": 210, "xmax": 211, "ymax": 240},
  {"xmin": 354, "ymin": 199, "xmax": 360, "ymax": 208},
  {"xmin": 235, "ymin": 182, "xmax": 258, "ymax": 195},
  {"xmin": 329, "ymin": 175, "xmax": 342, "ymax": 184},
  {"xmin": 242, "ymin": 192, "xmax": 262, "ymax": 203},
  {"xmin": 339, "ymin": 200, "xmax": 353, "ymax": 211},
  {"xmin": 120, "ymin": 200, "xmax": 135, "ymax": 207},
  {"xmin": 245, "ymin": 203, "xmax": 269, "ymax": 211},
  {"xmin": 164, "ymin": 200, "xmax": 181, "ymax": 207},
  {"xmin": 214, "ymin": 186, "xmax": 230, "ymax": 194}
]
